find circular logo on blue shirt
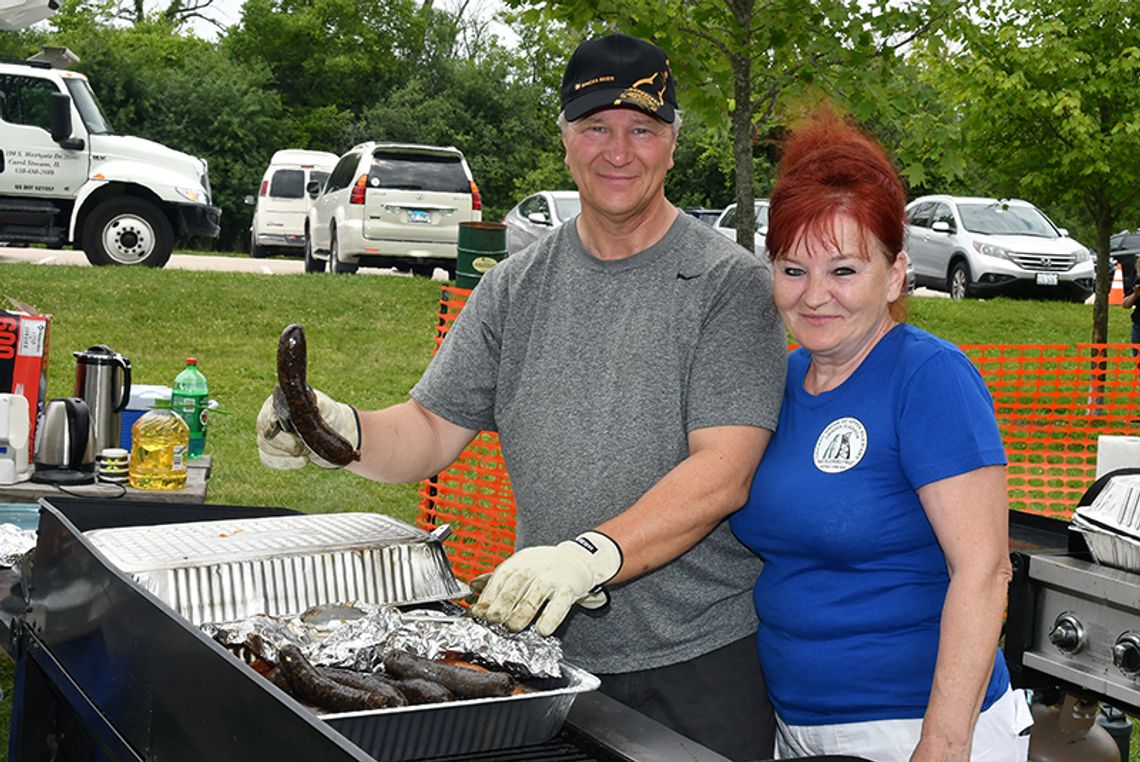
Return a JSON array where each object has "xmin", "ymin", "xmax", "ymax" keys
[{"xmin": 813, "ymin": 417, "xmax": 868, "ymax": 473}]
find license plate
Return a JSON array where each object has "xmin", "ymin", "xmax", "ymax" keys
[
  {"xmin": 407, "ymin": 209, "xmax": 432, "ymax": 224},
  {"xmin": 1036, "ymin": 272, "xmax": 1059, "ymax": 286}
]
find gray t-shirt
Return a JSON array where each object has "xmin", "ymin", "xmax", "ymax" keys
[{"xmin": 412, "ymin": 211, "xmax": 787, "ymax": 672}]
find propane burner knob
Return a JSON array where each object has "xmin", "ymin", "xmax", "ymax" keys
[
  {"xmin": 1113, "ymin": 632, "xmax": 1140, "ymax": 676},
  {"xmin": 1048, "ymin": 612, "xmax": 1086, "ymax": 654}
]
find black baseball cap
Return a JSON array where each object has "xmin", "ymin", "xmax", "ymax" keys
[{"xmin": 561, "ymin": 33, "xmax": 677, "ymax": 124}]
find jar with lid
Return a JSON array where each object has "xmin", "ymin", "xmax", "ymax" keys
[{"xmin": 128, "ymin": 407, "xmax": 189, "ymax": 490}]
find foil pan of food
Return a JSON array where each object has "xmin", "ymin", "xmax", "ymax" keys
[
  {"xmin": 205, "ymin": 602, "xmax": 599, "ymax": 761},
  {"xmin": 1073, "ymin": 474, "xmax": 1140, "ymax": 573},
  {"xmin": 84, "ymin": 513, "xmax": 469, "ymax": 625}
]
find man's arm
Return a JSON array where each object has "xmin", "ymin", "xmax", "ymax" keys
[
  {"xmin": 599, "ymin": 424, "xmax": 771, "ymax": 583},
  {"xmin": 469, "ymin": 423, "xmax": 771, "ymax": 635},
  {"xmin": 258, "ymin": 390, "xmax": 477, "ymax": 482},
  {"xmin": 348, "ymin": 399, "xmax": 478, "ymax": 483},
  {"xmin": 1124, "ymin": 283, "xmax": 1139, "ymax": 309}
]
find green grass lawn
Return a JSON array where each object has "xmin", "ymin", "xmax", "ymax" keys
[{"xmin": 0, "ymin": 262, "xmax": 1137, "ymax": 756}]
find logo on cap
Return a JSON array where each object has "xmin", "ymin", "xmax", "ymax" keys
[{"xmin": 614, "ymin": 69, "xmax": 669, "ymax": 112}]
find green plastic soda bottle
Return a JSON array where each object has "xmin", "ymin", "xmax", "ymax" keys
[{"xmin": 171, "ymin": 357, "xmax": 209, "ymax": 459}]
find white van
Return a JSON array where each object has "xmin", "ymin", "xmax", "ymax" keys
[{"xmin": 246, "ymin": 149, "xmax": 338, "ymax": 258}]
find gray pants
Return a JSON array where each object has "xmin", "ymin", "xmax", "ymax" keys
[{"xmin": 596, "ymin": 633, "xmax": 775, "ymax": 762}]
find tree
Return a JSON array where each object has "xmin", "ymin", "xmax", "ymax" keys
[
  {"xmin": 115, "ymin": 0, "xmax": 221, "ymax": 28},
  {"xmin": 941, "ymin": 1, "xmax": 1140, "ymax": 342},
  {"xmin": 222, "ymin": 0, "xmax": 455, "ymax": 116},
  {"xmin": 505, "ymin": 0, "xmax": 953, "ymax": 251}
]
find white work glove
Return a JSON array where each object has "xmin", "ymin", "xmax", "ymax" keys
[
  {"xmin": 256, "ymin": 388, "xmax": 360, "ymax": 470},
  {"xmin": 469, "ymin": 531, "xmax": 623, "ymax": 636}
]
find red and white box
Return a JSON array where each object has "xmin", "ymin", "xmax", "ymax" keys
[{"xmin": 0, "ymin": 302, "xmax": 52, "ymax": 460}]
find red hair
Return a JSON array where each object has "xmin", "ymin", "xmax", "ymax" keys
[{"xmin": 767, "ymin": 108, "xmax": 908, "ymax": 319}]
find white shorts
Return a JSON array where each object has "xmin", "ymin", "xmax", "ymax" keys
[{"xmin": 775, "ymin": 687, "xmax": 1033, "ymax": 761}]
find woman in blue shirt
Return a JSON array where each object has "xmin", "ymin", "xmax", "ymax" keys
[{"xmin": 730, "ymin": 110, "xmax": 1032, "ymax": 761}]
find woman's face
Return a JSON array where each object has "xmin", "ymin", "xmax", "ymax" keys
[{"xmin": 773, "ymin": 214, "xmax": 906, "ymax": 362}]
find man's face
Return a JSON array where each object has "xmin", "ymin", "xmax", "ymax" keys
[{"xmin": 562, "ymin": 107, "xmax": 676, "ymax": 224}]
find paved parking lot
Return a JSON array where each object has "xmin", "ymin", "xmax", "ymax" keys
[{"xmin": 0, "ymin": 246, "xmax": 450, "ymax": 280}]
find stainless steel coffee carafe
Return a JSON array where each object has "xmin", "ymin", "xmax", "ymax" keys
[{"xmin": 73, "ymin": 344, "xmax": 132, "ymax": 452}]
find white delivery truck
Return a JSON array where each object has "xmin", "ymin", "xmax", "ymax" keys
[{"xmin": 0, "ymin": 58, "xmax": 221, "ymax": 266}]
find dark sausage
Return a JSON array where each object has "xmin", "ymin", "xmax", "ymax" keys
[
  {"xmin": 319, "ymin": 667, "xmax": 407, "ymax": 707},
  {"xmin": 264, "ymin": 665, "xmax": 292, "ymax": 693},
  {"xmin": 277, "ymin": 645, "xmax": 390, "ymax": 712},
  {"xmin": 322, "ymin": 667, "xmax": 452, "ymax": 705},
  {"xmin": 393, "ymin": 678, "xmax": 455, "ymax": 705},
  {"xmin": 382, "ymin": 650, "xmax": 515, "ymax": 698},
  {"xmin": 276, "ymin": 323, "xmax": 360, "ymax": 465}
]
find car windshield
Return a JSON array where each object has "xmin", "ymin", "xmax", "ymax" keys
[
  {"xmin": 368, "ymin": 152, "xmax": 470, "ymax": 193},
  {"xmin": 64, "ymin": 77, "xmax": 113, "ymax": 135},
  {"xmin": 554, "ymin": 196, "xmax": 580, "ymax": 220},
  {"xmin": 958, "ymin": 203, "xmax": 1058, "ymax": 238}
]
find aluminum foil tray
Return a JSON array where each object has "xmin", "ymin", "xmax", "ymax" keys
[
  {"xmin": 84, "ymin": 513, "xmax": 469, "ymax": 625},
  {"xmin": 1073, "ymin": 474, "xmax": 1140, "ymax": 573},
  {"xmin": 323, "ymin": 662, "xmax": 600, "ymax": 762},
  {"xmin": 1071, "ymin": 517, "xmax": 1140, "ymax": 574}
]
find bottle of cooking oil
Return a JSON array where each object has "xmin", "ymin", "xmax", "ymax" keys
[{"xmin": 128, "ymin": 407, "xmax": 189, "ymax": 490}]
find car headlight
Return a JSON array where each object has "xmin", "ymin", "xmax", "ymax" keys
[
  {"xmin": 1072, "ymin": 248, "xmax": 1090, "ymax": 262},
  {"xmin": 973, "ymin": 241, "xmax": 1013, "ymax": 260},
  {"xmin": 176, "ymin": 187, "xmax": 208, "ymax": 204}
]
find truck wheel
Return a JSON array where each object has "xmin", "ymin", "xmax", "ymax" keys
[
  {"xmin": 250, "ymin": 231, "xmax": 269, "ymax": 259},
  {"xmin": 328, "ymin": 230, "xmax": 358, "ymax": 275},
  {"xmin": 303, "ymin": 230, "xmax": 325, "ymax": 273},
  {"xmin": 83, "ymin": 197, "xmax": 173, "ymax": 267}
]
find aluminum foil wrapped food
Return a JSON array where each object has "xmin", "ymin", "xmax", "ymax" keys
[
  {"xmin": 204, "ymin": 602, "xmax": 564, "ymax": 679},
  {"xmin": 0, "ymin": 523, "xmax": 36, "ymax": 568}
]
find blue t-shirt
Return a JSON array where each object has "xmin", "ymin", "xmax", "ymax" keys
[{"xmin": 730, "ymin": 324, "xmax": 1010, "ymax": 725}]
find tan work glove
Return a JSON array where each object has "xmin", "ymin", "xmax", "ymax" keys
[
  {"xmin": 256, "ymin": 388, "xmax": 359, "ymax": 470},
  {"xmin": 469, "ymin": 531, "xmax": 623, "ymax": 636}
]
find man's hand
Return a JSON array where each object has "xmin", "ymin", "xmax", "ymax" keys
[
  {"xmin": 256, "ymin": 388, "xmax": 359, "ymax": 470},
  {"xmin": 469, "ymin": 531, "xmax": 623, "ymax": 636}
]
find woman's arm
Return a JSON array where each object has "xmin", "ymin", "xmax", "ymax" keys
[{"xmin": 911, "ymin": 464, "xmax": 1012, "ymax": 762}]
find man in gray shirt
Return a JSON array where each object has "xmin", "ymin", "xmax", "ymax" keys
[{"xmin": 258, "ymin": 32, "xmax": 786, "ymax": 760}]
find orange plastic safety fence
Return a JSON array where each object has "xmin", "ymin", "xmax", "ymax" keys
[
  {"xmin": 418, "ymin": 286, "xmax": 1140, "ymax": 580},
  {"xmin": 416, "ymin": 287, "xmax": 518, "ymax": 582},
  {"xmin": 960, "ymin": 344, "xmax": 1140, "ymax": 519}
]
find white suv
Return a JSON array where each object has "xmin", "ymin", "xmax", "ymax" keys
[
  {"xmin": 905, "ymin": 195, "xmax": 1094, "ymax": 301},
  {"xmin": 304, "ymin": 142, "xmax": 481, "ymax": 275}
]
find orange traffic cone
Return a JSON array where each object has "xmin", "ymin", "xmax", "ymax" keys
[{"xmin": 1110, "ymin": 262, "xmax": 1124, "ymax": 305}]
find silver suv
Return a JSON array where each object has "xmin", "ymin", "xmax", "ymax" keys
[
  {"xmin": 905, "ymin": 195, "xmax": 1093, "ymax": 301},
  {"xmin": 304, "ymin": 142, "xmax": 481, "ymax": 275}
]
